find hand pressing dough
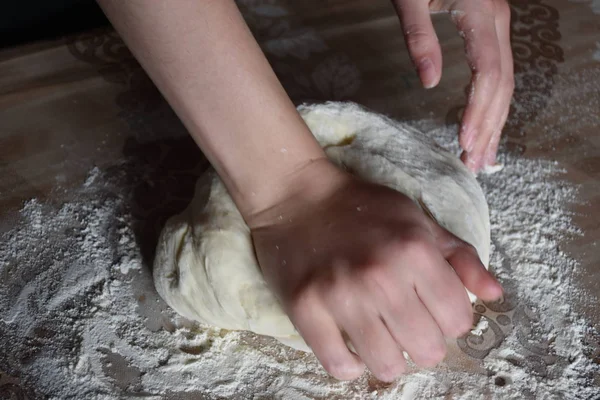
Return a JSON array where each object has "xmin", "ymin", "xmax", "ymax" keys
[{"xmin": 153, "ymin": 102, "xmax": 490, "ymax": 352}]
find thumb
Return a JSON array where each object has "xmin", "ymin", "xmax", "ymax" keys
[{"xmin": 429, "ymin": 221, "xmax": 503, "ymax": 302}]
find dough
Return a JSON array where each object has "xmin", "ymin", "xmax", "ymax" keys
[{"xmin": 153, "ymin": 102, "xmax": 490, "ymax": 352}]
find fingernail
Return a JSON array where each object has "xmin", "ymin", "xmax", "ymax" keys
[{"xmin": 419, "ymin": 58, "xmax": 437, "ymax": 89}]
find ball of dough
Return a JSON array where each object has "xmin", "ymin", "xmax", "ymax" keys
[{"xmin": 153, "ymin": 102, "xmax": 490, "ymax": 352}]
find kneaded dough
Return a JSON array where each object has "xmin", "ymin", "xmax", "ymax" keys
[{"xmin": 153, "ymin": 102, "xmax": 490, "ymax": 352}]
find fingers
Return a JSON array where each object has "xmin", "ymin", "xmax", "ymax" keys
[
  {"xmin": 337, "ymin": 304, "xmax": 407, "ymax": 382},
  {"xmin": 445, "ymin": 244, "xmax": 504, "ymax": 302},
  {"xmin": 290, "ymin": 290, "xmax": 365, "ymax": 380},
  {"xmin": 431, "ymin": 223, "xmax": 504, "ymax": 301},
  {"xmin": 379, "ymin": 288, "xmax": 447, "ymax": 368},
  {"xmin": 289, "ymin": 220, "xmax": 503, "ymax": 380},
  {"xmin": 392, "ymin": 0, "xmax": 443, "ymax": 88},
  {"xmin": 451, "ymin": 5, "xmax": 501, "ymax": 169},
  {"xmin": 321, "ymin": 269, "xmax": 407, "ymax": 382},
  {"xmin": 411, "ymin": 247, "xmax": 475, "ymax": 338}
]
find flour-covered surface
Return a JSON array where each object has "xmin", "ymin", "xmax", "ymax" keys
[
  {"xmin": 1, "ymin": 0, "xmax": 600, "ymax": 399},
  {"xmin": 0, "ymin": 126, "xmax": 597, "ymax": 400}
]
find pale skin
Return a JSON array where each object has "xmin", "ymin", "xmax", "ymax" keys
[{"xmin": 98, "ymin": 0, "xmax": 511, "ymax": 381}]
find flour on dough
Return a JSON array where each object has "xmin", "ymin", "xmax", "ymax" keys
[{"xmin": 153, "ymin": 102, "xmax": 490, "ymax": 352}]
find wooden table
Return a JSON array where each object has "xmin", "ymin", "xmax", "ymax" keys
[{"xmin": 1, "ymin": 0, "xmax": 598, "ymax": 397}]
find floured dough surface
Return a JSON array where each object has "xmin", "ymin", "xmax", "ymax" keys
[{"xmin": 153, "ymin": 102, "xmax": 490, "ymax": 351}]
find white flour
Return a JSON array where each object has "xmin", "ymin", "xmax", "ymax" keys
[
  {"xmin": 1, "ymin": 124, "xmax": 598, "ymax": 399},
  {"xmin": 594, "ymin": 42, "xmax": 600, "ymax": 62},
  {"xmin": 568, "ymin": 0, "xmax": 600, "ymax": 14}
]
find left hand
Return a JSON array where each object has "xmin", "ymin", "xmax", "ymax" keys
[
  {"xmin": 248, "ymin": 160, "xmax": 503, "ymax": 381},
  {"xmin": 392, "ymin": 0, "xmax": 515, "ymax": 173}
]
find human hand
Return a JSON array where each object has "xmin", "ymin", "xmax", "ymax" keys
[
  {"xmin": 392, "ymin": 0, "xmax": 515, "ymax": 172},
  {"xmin": 247, "ymin": 160, "xmax": 503, "ymax": 381}
]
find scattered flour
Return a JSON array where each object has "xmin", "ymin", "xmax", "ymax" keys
[
  {"xmin": 470, "ymin": 319, "xmax": 489, "ymax": 337},
  {"xmin": 1, "ymin": 123, "xmax": 599, "ymax": 399},
  {"xmin": 568, "ymin": 0, "xmax": 600, "ymax": 14},
  {"xmin": 593, "ymin": 42, "xmax": 600, "ymax": 63}
]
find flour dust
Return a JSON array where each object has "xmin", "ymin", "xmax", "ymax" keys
[{"xmin": 0, "ymin": 123, "xmax": 598, "ymax": 399}]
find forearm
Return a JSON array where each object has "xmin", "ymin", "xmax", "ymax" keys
[{"xmin": 97, "ymin": 0, "xmax": 326, "ymax": 217}]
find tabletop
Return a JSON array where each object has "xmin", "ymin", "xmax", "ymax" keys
[{"xmin": 1, "ymin": 0, "xmax": 599, "ymax": 398}]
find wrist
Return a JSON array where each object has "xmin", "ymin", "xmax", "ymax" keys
[{"xmin": 243, "ymin": 157, "xmax": 350, "ymax": 229}]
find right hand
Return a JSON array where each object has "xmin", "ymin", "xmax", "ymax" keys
[
  {"xmin": 247, "ymin": 160, "xmax": 503, "ymax": 382},
  {"xmin": 392, "ymin": 0, "xmax": 515, "ymax": 172}
]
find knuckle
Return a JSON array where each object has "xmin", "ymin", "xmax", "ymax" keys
[
  {"xmin": 399, "ymin": 233, "xmax": 434, "ymax": 255},
  {"xmin": 483, "ymin": 64, "xmax": 502, "ymax": 84},
  {"xmin": 325, "ymin": 287, "xmax": 355, "ymax": 314},
  {"xmin": 360, "ymin": 263, "xmax": 387, "ymax": 286},
  {"xmin": 403, "ymin": 24, "xmax": 432, "ymax": 41},
  {"xmin": 458, "ymin": 240, "xmax": 479, "ymax": 257},
  {"xmin": 400, "ymin": 239, "xmax": 438, "ymax": 271},
  {"xmin": 403, "ymin": 25, "xmax": 436, "ymax": 52}
]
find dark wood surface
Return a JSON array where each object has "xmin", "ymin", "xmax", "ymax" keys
[{"xmin": 0, "ymin": 0, "xmax": 598, "ymax": 397}]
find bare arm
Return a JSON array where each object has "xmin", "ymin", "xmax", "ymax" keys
[
  {"xmin": 98, "ymin": 0, "xmax": 503, "ymax": 382},
  {"xmin": 97, "ymin": 0, "xmax": 326, "ymax": 218}
]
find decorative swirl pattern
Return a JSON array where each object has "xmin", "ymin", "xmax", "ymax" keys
[
  {"xmin": 457, "ymin": 314, "xmax": 506, "ymax": 359},
  {"xmin": 506, "ymin": 0, "xmax": 564, "ymax": 142}
]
